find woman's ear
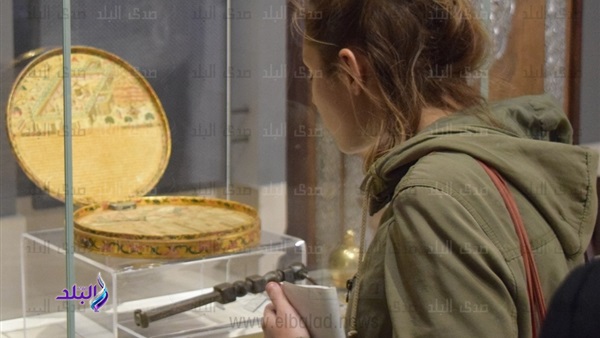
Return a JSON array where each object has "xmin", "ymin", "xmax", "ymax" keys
[{"xmin": 338, "ymin": 48, "xmax": 365, "ymax": 96}]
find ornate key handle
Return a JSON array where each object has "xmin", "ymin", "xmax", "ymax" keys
[{"xmin": 134, "ymin": 262, "xmax": 312, "ymax": 328}]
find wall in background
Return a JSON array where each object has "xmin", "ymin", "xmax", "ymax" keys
[
  {"xmin": 0, "ymin": 0, "xmax": 16, "ymax": 217},
  {"xmin": 230, "ymin": 0, "xmax": 287, "ymax": 187},
  {"xmin": 580, "ymin": 0, "xmax": 600, "ymax": 144}
]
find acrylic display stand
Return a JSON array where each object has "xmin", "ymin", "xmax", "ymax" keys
[{"xmin": 21, "ymin": 229, "xmax": 306, "ymax": 337}]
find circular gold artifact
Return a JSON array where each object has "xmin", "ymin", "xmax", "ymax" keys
[
  {"xmin": 6, "ymin": 46, "xmax": 261, "ymax": 259},
  {"xmin": 74, "ymin": 196, "xmax": 261, "ymax": 259},
  {"xmin": 6, "ymin": 46, "xmax": 170, "ymax": 205}
]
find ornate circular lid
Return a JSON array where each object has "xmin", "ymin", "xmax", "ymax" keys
[{"xmin": 6, "ymin": 46, "xmax": 170, "ymax": 205}]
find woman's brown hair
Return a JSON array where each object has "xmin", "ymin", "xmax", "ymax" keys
[{"xmin": 293, "ymin": 0, "xmax": 491, "ymax": 170}]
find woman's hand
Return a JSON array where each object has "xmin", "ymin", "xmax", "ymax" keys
[{"xmin": 262, "ymin": 282, "xmax": 311, "ymax": 338}]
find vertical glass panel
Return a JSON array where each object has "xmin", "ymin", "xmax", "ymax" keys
[{"xmin": 10, "ymin": 1, "xmax": 297, "ymax": 337}]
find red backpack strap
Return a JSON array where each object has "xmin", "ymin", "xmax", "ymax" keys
[{"xmin": 477, "ymin": 160, "xmax": 547, "ymax": 337}]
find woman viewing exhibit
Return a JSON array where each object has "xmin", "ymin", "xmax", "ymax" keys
[{"xmin": 262, "ymin": 0, "xmax": 599, "ymax": 337}]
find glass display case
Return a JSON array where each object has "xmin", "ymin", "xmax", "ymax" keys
[{"xmin": 1, "ymin": 0, "xmax": 291, "ymax": 337}]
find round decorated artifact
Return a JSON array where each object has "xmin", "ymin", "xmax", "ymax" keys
[
  {"xmin": 74, "ymin": 197, "xmax": 261, "ymax": 259},
  {"xmin": 7, "ymin": 46, "xmax": 261, "ymax": 259},
  {"xmin": 6, "ymin": 46, "xmax": 170, "ymax": 205}
]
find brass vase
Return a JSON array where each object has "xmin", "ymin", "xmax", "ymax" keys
[{"xmin": 328, "ymin": 230, "xmax": 359, "ymax": 289}]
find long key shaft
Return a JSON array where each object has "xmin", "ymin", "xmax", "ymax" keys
[{"xmin": 133, "ymin": 262, "xmax": 309, "ymax": 328}]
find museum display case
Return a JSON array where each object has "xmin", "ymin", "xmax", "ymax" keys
[{"xmin": 1, "ymin": 0, "xmax": 294, "ymax": 337}]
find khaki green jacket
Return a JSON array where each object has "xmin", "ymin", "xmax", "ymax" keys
[{"xmin": 345, "ymin": 95, "xmax": 598, "ymax": 337}]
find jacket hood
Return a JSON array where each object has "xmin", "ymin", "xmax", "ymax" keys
[{"xmin": 364, "ymin": 94, "xmax": 598, "ymax": 256}]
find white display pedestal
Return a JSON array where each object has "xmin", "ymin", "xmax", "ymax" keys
[
  {"xmin": 21, "ymin": 229, "xmax": 305, "ymax": 337},
  {"xmin": 0, "ymin": 214, "xmax": 27, "ymax": 322}
]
